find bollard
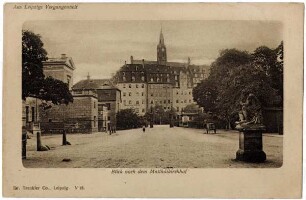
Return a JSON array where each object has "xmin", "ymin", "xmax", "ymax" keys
[{"xmin": 22, "ymin": 127, "xmax": 27, "ymax": 159}]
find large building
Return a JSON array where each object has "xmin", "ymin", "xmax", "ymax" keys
[
  {"xmin": 115, "ymin": 29, "xmax": 210, "ymax": 115},
  {"xmin": 72, "ymin": 77, "xmax": 121, "ymax": 132}
]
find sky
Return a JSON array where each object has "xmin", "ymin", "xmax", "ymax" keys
[{"xmin": 23, "ymin": 20, "xmax": 283, "ymax": 83}]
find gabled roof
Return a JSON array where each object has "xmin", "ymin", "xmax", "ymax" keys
[{"xmin": 43, "ymin": 55, "xmax": 75, "ymax": 70}]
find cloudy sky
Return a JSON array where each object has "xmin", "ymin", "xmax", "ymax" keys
[{"xmin": 23, "ymin": 20, "xmax": 282, "ymax": 83}]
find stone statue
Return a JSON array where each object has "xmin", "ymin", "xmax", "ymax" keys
[{"xmin": 235, "ymin": 92, "xmax": 264, "ymax": 129}]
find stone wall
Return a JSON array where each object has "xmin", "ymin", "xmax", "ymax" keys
[{"xmin": 40, "ymin": 96, "xmax": 98, "ymax": 133}]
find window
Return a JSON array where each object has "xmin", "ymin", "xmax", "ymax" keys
[
  {"xmin": 150, "ymin": 78, "xmax": 153, "ymax": 82},
  {"xmin": 129, "ymin": 100, "xmax": 132, "ymax": 105},
  {"xmin": 189, "ymin": 91, "xmax": 191, "ymax": 95},
  {"xmin": 167, "ymin": 78, "xmax": 170, "ymax": 82},
  {"xmin": 141, "ymin": 84, "xmax": 144, "ymax": 88},
  {"xmin": 136, "ymin": 101, "xmax": 139, "ymax": 105},
  {"xmin": 142, "ymin": 109, "xmax": 145, "ymax": 113},
  {"xmin": 176, "ymin": 100, "xmax": 179, "ymax": 103},
  {"xmin": 168, "ymin": 100, "xmax": 170, "ymax": 104},
  {"xmin": 160, "ymin": 101, "xmax": 162, "ymax": 104},
  {"xmin": 123, "ymin": 84, "xmax": 126, "ymax": 88},
  {"xmin": 123, "ymin": 72, "xmax": 125, "ymax": 76},
  {"xmin": 176, "ymin": 90, "xmax": 179, "ymax": 95},
  {"xmin": 108, "ymin": 116, "xmax": 111, "ymax": 120},
  {"xmin": 106, "ymin": 103, "xmax": 111, "ymax": 110},
  {"xmin": 129, "ymin": 84, "xmax": 132, "ymax": 88},
  {"xmin": 123, "ymin": 100, "xmax": 126, "ymax": 105},
  {"xmin": 136, "ymin": 84, "xmax": 138, "ymax": 88},
  {"xmin": 141, "ymin": 92, "xmax": 144, "ymax": 96},
  {"xmin": 184, "ymin": 100, "xmax": 187, "ymax": 103},
  {"xmin": 164, "ymin": 100, "xmax": 166, "ymax": 104},
  {"xmin": 136, "ymin": 92, "xmax": 139, "ymax": 96},
  {"xmin": 151, "ymin": 100, "xmax": 154, "ymax": 104},
  {"xmin": 189, "ymin": 100, "xmax": 192, "ymax": 103},
  {"xmin": 94, "ymin": 101, "xmax": 96, "ymax": 108},
  {"xmin": 151, "ymin": 93, "xmax": 153, "ymax": 97},
  {"xmin": 177, "ymin": 107, "xmax": 180, "ymax": 112},
  {"xmin": 142, "ymin": 100, "xmax": 144, "ymax": 104},
  {"xmin": 123, "ymin": 92, "xmax": 126, "ymax": 96},
  {"xmin": 175, "ymin": 76, "xmax": 178, "ymax": 80},
  {"xmin": 129, "ymin": 92, "xmax": 132, "ymax": 96},
  {"xmin": 123, "ymin": 76, "xmax": 126, "ymax": 81},
  {"xmin": 132, "ymin": 76, "xmax": 135, "ymax": 82}
]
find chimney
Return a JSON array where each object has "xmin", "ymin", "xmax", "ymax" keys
[
  {"xmin": 188, "ymin": 57, "xmax": 191, "ymax": 65},
  {"xmin": 87, "ymin": 72, "xmax": 90, "ymax": 80},
  {"xmin": 61, "ymin": 54, "xmax": 67, "ymax": 59},
  {"xmin": 142, "ymin": 59, "xmax": 145, "ymax": 67},
  {"xmin": 125, "ymin": 61, "xmax": 127, "ymax": 66},
  {"xmin": 130, "ymin": 56, "xmax": 134, "ymax": 64}
]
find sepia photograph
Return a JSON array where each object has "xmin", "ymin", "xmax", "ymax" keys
[
  {"xmin": 3, "ymin": 3, "xmax": 303, "ymax": 198},
  {"xmin": 22, "ymin": 20, "xmax": 283, "ymax": 168}
]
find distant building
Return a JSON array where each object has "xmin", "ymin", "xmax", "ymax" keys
[
  {"xmin": 114, "ymin": 29, "xmax": 210, "ymax": 115},
  {"xmin": 72, "ymin": 77, "xmax": 121, "ymax": 132}
]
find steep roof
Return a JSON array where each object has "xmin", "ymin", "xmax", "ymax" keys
[{"xmin": 72, "ymin": 79, "xmax": 119, "ymax": 90}]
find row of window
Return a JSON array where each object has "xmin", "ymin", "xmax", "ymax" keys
[
  {"xmin": 175, "ymin": 99, "xmax": 193, "ymax": 104},
  {"xmin": 150, "ymin": 93, "xmax": 171, "ymax": 97},
  {"xmin": 149, "ymin": 99, "xmax": 171, "ymax": 104},
  {"xmin": 122, "ymin": 83, "xmax": 145, "ymax": 88},
  {"xmin": 122, "ymin": 76, "xmax": 145, "ymax": 82},
  {"xmin": 123, "ymin": 100, "xmax": 145, "ymax": 105},
  {"xmin": 175, "ymin": 91, "xmax": 192, "ymax": 95},
  {"xmin": 123, "ymin": 92, "xmax": 145, "ymax": 97}
]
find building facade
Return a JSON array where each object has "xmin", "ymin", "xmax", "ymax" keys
[
  {"xmin": 114, "ymin": 29, "xmax": 210, "ymax": 115},
  {"xmin": 43, "ymin": 54, "xmax": 75, "ymax": 90},
  {"xmin": 72, "ymin": 77, "xmax": 121, "ymax": 132}
]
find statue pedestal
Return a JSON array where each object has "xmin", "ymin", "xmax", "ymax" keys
[{"xmin": 236, "ymin": 126, "xmax": 266, "ymax": 163}]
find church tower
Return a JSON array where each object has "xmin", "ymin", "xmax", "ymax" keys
[{"xmin": 157, "ymin": 28, "xmax": 167, "ymax": 64}]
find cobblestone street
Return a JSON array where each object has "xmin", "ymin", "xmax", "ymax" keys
[{"xmin": 23, "ymin": 125, "xmax": 283, "ymax": 168}]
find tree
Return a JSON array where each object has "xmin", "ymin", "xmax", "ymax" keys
[
  {"xmin": 116, "ymin": 109, "xmax": 142, "ymax": 130},
  {"xmin": 193, "ymin": 43, "xmax": 283, "ymax": 129},
  {"xmin": 193, "ymin": 78, "xmax": 218, "ymax": 112},
  {"xmin": 22, "ymin": 30, "xmax": 47, "ymax": 100},
  {"xmin": 22, "ymin": 30, "xmax": 73, "ymax": 105}
]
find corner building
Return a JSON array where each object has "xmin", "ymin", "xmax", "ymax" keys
[{"xmin": 115, "ymin": 29, "xmax": 210, "ymax": 115}]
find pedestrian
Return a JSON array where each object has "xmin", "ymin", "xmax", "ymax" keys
[{"xmin": 142, "ymin": 125, "xmax": 146, "ymax": 133}]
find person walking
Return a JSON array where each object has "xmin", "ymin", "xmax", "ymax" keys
[{"xmin": 142, "ymin": 125, "xmax": 146, "ymax": 133}]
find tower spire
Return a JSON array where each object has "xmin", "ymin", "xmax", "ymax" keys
[{"xmin": 159, "ymin": 26, "xmax": 164, "ymax": 45}]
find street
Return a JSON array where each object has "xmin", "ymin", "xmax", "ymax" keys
[{"xmin": 23, "ymin": 125, "xmax": 283, "ymax": 168}]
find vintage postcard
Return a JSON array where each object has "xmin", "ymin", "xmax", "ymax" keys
[{"xmin": 3, "ymin": 3, "xmax": 303, "ymax": 198}]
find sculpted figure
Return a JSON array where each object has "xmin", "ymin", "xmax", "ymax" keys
[{"xmin": 235, "ymin": 92, "xmax": 263, "ymax": 129}]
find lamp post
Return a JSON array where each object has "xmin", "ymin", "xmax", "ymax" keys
[{"xmin": 150, "ymin": 106, "xmax": 153, "ymax": 128}]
